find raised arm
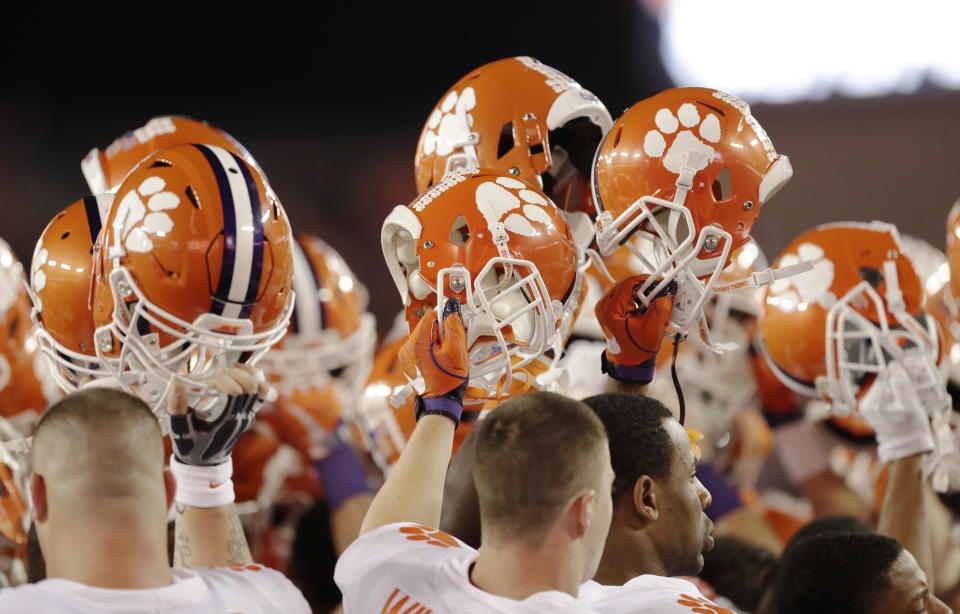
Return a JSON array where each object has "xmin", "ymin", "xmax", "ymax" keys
[
  {"xmin": 360, "ymin": 298, "xmax": 469, "ymax": 535},
  {"xmin": 170, "ymin": 365, "xmax": 271, "ymax": 567}
]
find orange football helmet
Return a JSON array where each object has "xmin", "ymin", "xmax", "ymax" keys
[
  {"xmin": 232, "ymin": 422, "xmax": 321, "ymax": 516},
  {"xmin": 758, "ymin": 222, "xmax": 938, "ymax": 414},
  {"xmin": 592, "ymin": 88, "xmax": 792, "ymax": 340},
  {"xmin": 382, "ymin": 168, "xmax": 583, "ymax": 394},
  {"xmin": 30, "ymin": 196, "xmax": 114, "ymax": 392},
  {"xmin": 91, "ymin": 144, "xmax": 294, "ymax": 414},
  {"xmin": 414, "ymin": 56, "xmax": 612, "ymax": 216},
  {"xmin": 947, "ymin": 199, "xmax": 960, "ymax": 305},
  {"xmin": 900, "ymin": 234, "xmax": 959, "ymax": 385},
  {"xmin": 0, "ymin": 238, "xmax": 55, "ymax": 434},
  {"xmin": 259, "ymin": 234, "xmax": 376, "ymax": 399},
  {"xmin": 81, "ymin": 116, "xmax": 263, "ymax": 195}
]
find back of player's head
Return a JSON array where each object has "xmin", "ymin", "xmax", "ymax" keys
[
  {"xmin": 581, "ymin": 392, "xmax": 673, "ymax": 503},
  {"xmin": 32, "ymin": 387, "xmax": 165, "ymax": 501},
  {"xmin": 783, "ymin": 515, "xmax": 874, "ymax": 556},
  {"xmin": 775, "ymin": 533, "xmax": 902, "ymax": 614},
  {"xmin": 700, "ymin": 537, "xmax": 778, "ymax": 612},
  {"xmin": 473, "ymin": 391, "xmax": 608, "ymax": 545}
]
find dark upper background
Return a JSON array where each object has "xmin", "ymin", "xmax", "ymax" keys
[{"xmin": 2, "ymin": 1, "xmax": 957, "ymax": 327}]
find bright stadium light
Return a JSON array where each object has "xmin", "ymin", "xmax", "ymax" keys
[{"xmin": 659, "ymin": 0, "xmax": 960, "ymax": 103}]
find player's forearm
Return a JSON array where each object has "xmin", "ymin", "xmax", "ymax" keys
[
  {"xmin": 173, "ymin": 503, "xmax": 252, "ymax": 568},
  {"xmin": 878, "ymin": 453, "xmax": 934, "ymax": 582},
  {"xmin": 360, "ymin": 415, "xmax": 455, "ymax": 535}
]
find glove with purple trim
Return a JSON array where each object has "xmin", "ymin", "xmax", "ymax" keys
[
  {"xmin": 596, "ymin": 275, "xmax": 677, "ymax": 384},
  {"xmin": 398, "ymin": 298, "xmax": 469, "ymax": 427}
]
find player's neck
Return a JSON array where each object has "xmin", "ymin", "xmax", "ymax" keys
[
  {"xmin": 593, "ymin": 519, "xmax": 668, "ymax": 585},
  {"xmin": 470, "ymin": 533, "xmax": 584, "ymax": 600},
  {"xmin": 43, "ymin": 507, "xmax": 172, "ymax": 589}
]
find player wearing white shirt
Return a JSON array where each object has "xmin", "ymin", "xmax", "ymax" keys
[
  {"xmin": 576, "ymin": 392, "xmax": 732, "ymax": 613},
  {"xmin": 0, "ymin": 387, "xmax": 310, "ymax": 613},
  {"xmin": 0, "ymin": 564, "xmax": 307, "ymax": 613},
  {"xmin": 335, "ymin": 299, "xmax": 611, "ymax": 613}
]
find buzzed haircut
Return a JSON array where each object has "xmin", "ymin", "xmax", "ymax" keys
[
  {"xmin": 473, "ymin": 391, "xmax": 608, "ymax": 545},
  {"xmin": 582, "ymin": 392, "xmax": 673, "ymax": 503},
  {"xmin": 775, "ymin": 533, "xmax": 902, "ymax": 614},
  {"xmin": 33, "ymin": 387, "xmax": 164, "ymax": 498}
]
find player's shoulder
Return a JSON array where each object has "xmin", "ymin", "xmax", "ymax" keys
[
  {"xmin": 582, "ymin": 575, "xmax": 736, "ymax": 614},
  {"xmin": 184, "ymin": 564, "xmax": 311, "ymax": 613},
  {"xmin": 335, "ymin": 522, "xmax": 474, "ymax": 589},
  {"xmin": 0, "ymin": 581, "xmax": 45, "ymax": 611}
]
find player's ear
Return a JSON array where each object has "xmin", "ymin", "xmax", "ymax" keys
[
  {"xmin": 30, "ymin": 473, "xmax": 48, "ymax": 524},
  {"xmin": 163, "ymin": 468, "xmax": 176, "ymax": 511},
  {"xmin": 567, "ymin": 488, "xmax": 596, "ymax": 539},
  {"xmin": 633, "ymin": 475, "xmax": 659, "ymax": 522}
]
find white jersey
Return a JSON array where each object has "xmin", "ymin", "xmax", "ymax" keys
[
  {"xmin": 0, "ymin": 564, "xmax": 310, "ymax": 613},
  {"xmin": 580, "ymin": 576, "xmax": 738, "ymax": 613},
  {"xmin": 335, "ymin": 522, "xmax": 600, "ymax": 613}
]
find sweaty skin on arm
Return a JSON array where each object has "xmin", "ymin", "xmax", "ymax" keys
[
  {"xmin": 359, "ymin": 415, "xmax": 455, "ymax": 536},
  {"xmin": 173, "ymin": 503, "xmax": 252, "ymax": 567},
  {"xmin": 170, "ymin": 365, "xmax": 266, "ymax": 568},
  {"xmin": 878, "ymin": 453, "xmax": 935, "ymax": 586}
]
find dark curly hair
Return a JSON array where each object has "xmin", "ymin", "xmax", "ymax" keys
[
  {"xmin": 775, "ymin": 533, "xmax": 902, "ymax": 614},
  {"xmin": 581, "ymin": 392, "xmax": 674, "ymax": 503}
]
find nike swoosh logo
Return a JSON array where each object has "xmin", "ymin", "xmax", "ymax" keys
[
  {"xmin": 409, "ymin": 368, "xmax": 426, "ymax": 395},
  {"xmin": 209, "ymin": 482, "xmax": 224, "ymax": 489}
]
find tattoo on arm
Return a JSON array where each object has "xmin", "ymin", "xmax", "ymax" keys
[
  {"xmin": 173, "ymin": 503, "xmax": 192, "ymax": 568},
  {"xmin": 226, "ymin": 507, "xmax": 252, "ymax": 565}
]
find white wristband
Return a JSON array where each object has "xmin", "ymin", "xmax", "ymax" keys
[{"xmin": 170, "ymin": 455, "xmax": 235, "ymax": 508}]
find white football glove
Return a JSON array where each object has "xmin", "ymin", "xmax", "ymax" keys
[{"xmin": 858, "ymin": 358, "xmax": 934, "ymax": 464}]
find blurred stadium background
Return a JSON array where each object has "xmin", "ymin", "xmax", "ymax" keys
[{"xmin": 2, "ymin": 0, "xmax": 958, "ymax": 327}]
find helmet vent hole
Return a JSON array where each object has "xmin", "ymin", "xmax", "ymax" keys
[
  {"xmin": 228, "ymin": 168, "xmax": 239, "ymax": 175},
  {"xmin": 271, "ymin": 199, "xmax": 280, "ymax": 220},
  {"xmin": 60, "ymin": 231, "xmax": 71, "ymax": 240},
  {"xmin": 858, "ymin": 266, "xmax": 884, "ymax": 289},
  {"xmin": 711, "ymin": 167, "xmax": 731, "ymax": 201},
  {"xmin": 497, "ymin": 122, "xmax": 514, "ymax": 159},
  {"xmin": 612, "ymin": 126, "xmax": 623, "ymax": 149},
  {"xmin": 184, "ymin": 186, "xmax": 201, "ymax": 209},
  {"xmin": 149, "ymin": 160, "xmax": 172, "ymax": 168},
  {"xmin": 449, "ymin": 216, "xmax": 471, "ymax": 246},
  {"xmin": 529, "ymin": 142, "xmax": 544, "ymax": 156}
]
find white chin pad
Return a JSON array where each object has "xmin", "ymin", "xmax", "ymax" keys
[
  {"xmin": 758, "ymin": 155, "xmax": 793, "ymax": 204},
  {"xmin": 408, "ymin": 272, "xmax": 433, "ymax": 301}
]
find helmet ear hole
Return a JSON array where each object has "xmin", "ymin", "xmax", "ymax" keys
[
  {"xmin": 449, "ymin": 216, "xmax": 471, "ymax": 246},
  {"xmin": 497, "ymin": 122, "xmax": 514, "ymax": 159},
  {"xmin": 711, "ymin": 167, "xmax": 731, "ymax": 201}
]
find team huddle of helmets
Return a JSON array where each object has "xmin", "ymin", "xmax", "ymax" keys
[{"xmin": 0, "ymin": 56, "xmax": 957, "ymax": 605}]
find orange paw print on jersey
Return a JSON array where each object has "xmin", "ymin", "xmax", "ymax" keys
[
  {"xmin": 224, "ymin": 563, "xmax": 263, "ymax": 572},
  {"xmin": 398, "ymin": 524, "xmax": 461, "ymax": 548},
  {"xmin": 677, "ymin": 594, "xmax": 734, "ymax": 614}
]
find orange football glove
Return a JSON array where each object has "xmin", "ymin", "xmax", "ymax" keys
[
  {"xmin": 595, "ymin": 275, "xmax": 677, "ymax": 384},
  {"xmin": 398, "ymin": 297, "xmax": 470, "ymax": 426}
]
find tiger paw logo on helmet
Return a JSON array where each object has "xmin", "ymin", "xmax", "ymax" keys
[
  {"xmin": 475, "ymin": 176, "xmax": 554, "ymax": 237},
  {"xmin": 112, "ymin": 177, "xmax": 180, "ymax": 253},
  {"xmin": 422, "ymin": 87, "xmax": 476, "ymax": 157},
  {"xmin": 643, "ymin": 103, "xmax": 721, "ymax": 175},
  {"xmin": 30, "ymin": 243, "xmax": 48, "ymax": 303},
  {"xmin": 768, "ymin": 243, "xmax": 836, "ymax": 313}
]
